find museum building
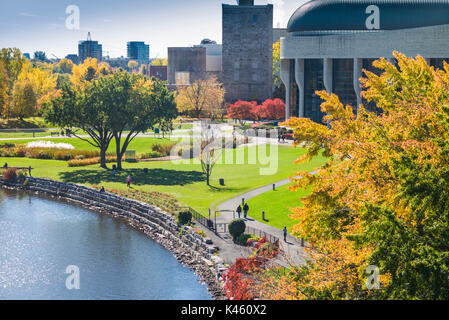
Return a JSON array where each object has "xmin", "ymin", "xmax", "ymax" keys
[{"xmin": 280, "ymin": 0, "xmax": 449, "ymax": 122}]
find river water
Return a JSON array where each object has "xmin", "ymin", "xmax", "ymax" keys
[{"xmin": 0, "ymin": 189, "xmax": 211, "ymax": 300}]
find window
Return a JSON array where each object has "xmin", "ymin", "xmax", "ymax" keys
[{"xmin": 253, "ymin": 15, "xmax": 258, "ymax": 23}]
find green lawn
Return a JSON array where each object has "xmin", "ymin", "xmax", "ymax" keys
[
  {"xmin": 0, "ymin": 137, "xmax": 178, "ymax": 154},
  {"xmin": 247, "ymin": 183, "xmax": 311, "ymax": 232},
  {"xmin": 0, "ymin": 145, "xmax": 326, "ymax": 215}
]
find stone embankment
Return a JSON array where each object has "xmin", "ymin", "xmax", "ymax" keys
[{"xmin": 0, "ymin": 177, "xmax": 227, "ymax": 300}]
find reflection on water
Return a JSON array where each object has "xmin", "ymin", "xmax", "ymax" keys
[{"xmin": 0, "ymin": 189, "xmax": 211, "ymax": 300}]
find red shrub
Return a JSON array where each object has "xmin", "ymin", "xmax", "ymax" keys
[
  {"xmin": 256, "ymin": 98, "xmax": 286, "ymax": 120},
  {"xmin": 2, "ymin": 168, "xmax": 17, "ymax": 181},
  {"xmin": 227, "ymin": 100, "xmax": 258, "ymax": 123}
]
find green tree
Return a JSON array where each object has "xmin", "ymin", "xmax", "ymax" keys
[
  {"xmin": 44, "ymin": 83, "xmax": 114, "ymax": 168},
  {"xmin": 106, "ymin": 71, "xmax": 177, "ymax": 170},
  {"xmin": 33, "ymin": 51, "xmax": 47, "ymax": 62}
]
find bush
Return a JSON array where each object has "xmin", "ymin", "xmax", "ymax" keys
[
  {"xmin": 228, "ymin": 219, "xmax": 246, "ymax": 241},
  {"xmin": 152, "ymin": 142, "xmax": 177, "ymax": 157},
  {"xmin": 237, "ymin": 233, "xmax": 252, "ymax": 246},
  {"xmin": 138, "ymin": 151, "xmax": 163, "ymax": 160},
  {"xmin": 68, "ymin": 156, "xmax": 118, "ymax": 167},
  {"xmin": 2, "ymin": 168, "xmax": 17, "ymax": 181},
  {"xmin": 177, "ymin": 210, "xmax": 193, "ymax": 226},
  {"xmin": 17, "ymin": 170, "xmax": 26, "ymax": 180}
]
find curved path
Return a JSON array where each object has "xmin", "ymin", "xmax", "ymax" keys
[{"xmin": 215, "ymin": 179, "xmax": 308, "ymax": 266}]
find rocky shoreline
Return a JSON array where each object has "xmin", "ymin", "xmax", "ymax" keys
[{"xmin": 0, "ymin": 177, "xmax": 227, "ymax": 300}]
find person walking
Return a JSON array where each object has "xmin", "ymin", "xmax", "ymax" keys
[
  {"xmin": 283, "ymin": 227, "xmax": 288, "ymax": 242},
  {"xmin": 126, "ymin": 175, "xmax": 131, "ymax": 188},
  {"xmin": 243, "ymin": 203, "xmax": 249, "ymax": 218},
  {"xmin": 236, "ymin": 204, "xmax": 242, "ymax": 219}
]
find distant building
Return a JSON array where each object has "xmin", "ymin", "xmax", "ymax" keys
[
  {"xmin": 78, "ymin": 32, "xmax": 102, "ymax": 63},
  {"xmin": 127, "ymin": 41, "xmax": 150, "ymax": 64},
  {"xmin": 65, "ymin": 54, "xmax": 79, "ymax": 65},
  {"xmin": 194, "ymin": 39, "xmax": 223, "ymax": 76},
  {"xmin": 104, "ymin": 57, "xmax": 130, "ymax": 69},
  {"xmin": 149, "ymin": 65, "xmax": 168, "ymax": 81},
  {"xmin": 280, "ymin": 0, "xmax": 449, "ymax": 122},
  {"xmin": 273, "ymin": 28, "xmax": 287, "ymax": 44},
  {"xmin": 222, "ymin": 0, "xmax": 273, "ymax": 102},
  {"xmin": 168, "ymin": 47, "xmax": 207, "ymax": 85}
]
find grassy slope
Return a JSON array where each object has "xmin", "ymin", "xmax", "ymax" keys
[
  {"xmin": 247, "ymin": 183, "xmax": 311, "ymax": 232},
  {"xmin": 0, "ymin": 145, "xmax": 326, "ymax": 215}
]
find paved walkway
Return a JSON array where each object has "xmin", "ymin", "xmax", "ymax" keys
[{"xmin": 215, "ymin": 179, "xmax": 308, "ymax": 267}]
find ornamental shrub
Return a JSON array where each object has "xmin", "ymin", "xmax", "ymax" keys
[
  {"xmin": 237, "ymin": 233, "xmax": 252, "ymax": 246},
  {"xmin": 2, "ymin": 168, "xmax": 17, "ymax": 181},
  {"xmin": 228, "ymin": 219, "xmax": 246, "ymax": 241},
  {"xmin": 177, "ymin": 210, "xmax": 193, "ymax": 226}
]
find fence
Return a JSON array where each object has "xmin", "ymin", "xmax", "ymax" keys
[
  {"xmin": 186, "ymin": 207, "xmax": 280, "ymax": 245},
  {"xmin": 184, "ymin": 206, "xmax": 213, "ymax": 229},
  {"xmin": 245, "ymin": 225, "xmax": 279, "ymax": 245}
]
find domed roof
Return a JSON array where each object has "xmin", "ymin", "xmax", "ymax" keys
[{"xmin": 287, "ymin": 0, "xmax": 449, "ymax": 33}]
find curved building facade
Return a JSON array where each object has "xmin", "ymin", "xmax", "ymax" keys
[{"xmin": 280, "ymin": 0, "xmax": 449, "ymax": 122}]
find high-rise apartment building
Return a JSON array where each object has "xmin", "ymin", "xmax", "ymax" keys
[{"xmin": 78, "ymin": 32, "xmax": 102, "ymax": 63}]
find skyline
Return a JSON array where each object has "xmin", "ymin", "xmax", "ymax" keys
[{"xmin": 0, "ymin": 0, "xmax": 306, "ymax": 60}]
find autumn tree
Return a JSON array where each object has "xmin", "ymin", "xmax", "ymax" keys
[
  {"xmin": 128, "ymin": 60, "xmax": 138, "ymax": 72},
  {"xmin": 70, "ymin": 58, "xmax": 110, "ymax": 86},
  {"xmin": 176, "ymin": 77, "xmax": 225, "ymax": 119},
  {"xmin": 0, "ymin": 48, "xmax": 27, "ymax": 117},
  {"xmin": 18, "ymin": 61, "xmax": 57, "ymax": 108},
  {"xmin": 11, "ymin": 79, "xmax": 37, "ymax": 119},
  {"xmin": 265, "ymin": 51, "xmax": 449, "ymax": 300},
  {"xmin": 256, "ymin": 98, "xmax": 285, "ymax": 120},
  {"xmin": 151, "ymin": 58, "xmax": 167, "ymax": 66},
  {"xmin": 227, "ymin": 100, "xmax": 257, "ymax": 124},
  {"xmin": 53, "ymin": 59, "xmax": 74, "ymax": 74},
  {"xmin": 0, "ymin": 61, "xmax": 9, "ymax": 117}
]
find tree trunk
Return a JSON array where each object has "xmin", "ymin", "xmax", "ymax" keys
[
  {"xmin": 100, "ymin": 148, "xmax": 107, "ymax": 169},
  {"xmin": 115, "ymin": 136, "xmax": 123, "ymax": 170},
  {"xmin": 206, "ymin": 164, "xmax": 210, "ymax": 186}
]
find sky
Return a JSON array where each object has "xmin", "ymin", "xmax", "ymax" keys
[{"xmin": 0, "ymin": 0, "xmax": 307, "ymax": 60}]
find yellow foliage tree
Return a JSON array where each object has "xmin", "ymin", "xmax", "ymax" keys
[
  {"xmin": 254, "ymin": 51, "xmax": 449, "ymax": 300},
  {"xmin": 176, "ymin": 77, "xmax": 225, "ymax": 119},
  {"xmin": 0, "ymin": 60, "xmax": 9, "ymax": 117},
  {"xmin": 70, "ymin": 58, "xmax": 110, "ymax": 86}
]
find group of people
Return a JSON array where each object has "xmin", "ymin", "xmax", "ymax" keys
[
  {"xmin": 278, "ymin": 133, "xmax": 286, "ymax": 143},
  {"xmin": 236, "ymin": 202, "xmax": 250, "ymax": 219}
]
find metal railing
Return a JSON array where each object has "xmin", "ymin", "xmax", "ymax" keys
[
  {"xmin": 186, "ymin": 207, "xmax": 280, "ymax": 245},
  {"xmin": 245, "ymin": 225, "xmax": 280, "ymax": 245}
]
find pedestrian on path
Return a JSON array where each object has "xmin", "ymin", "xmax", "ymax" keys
[
  {"xmin": 243, "ymin": 203, "xmax": 249, "ymax": 218},
  {"xmin": 236, "ymin": 205, "xmax": 242, "ymax": 218},
  {"xmin": 283, "ymin": 227, "xmax": 288, "ymax": 242}
]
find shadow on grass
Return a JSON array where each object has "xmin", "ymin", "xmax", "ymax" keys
[{"xmin": 59, "ymin": 168, "xmax": 206, "ymax": 186}]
